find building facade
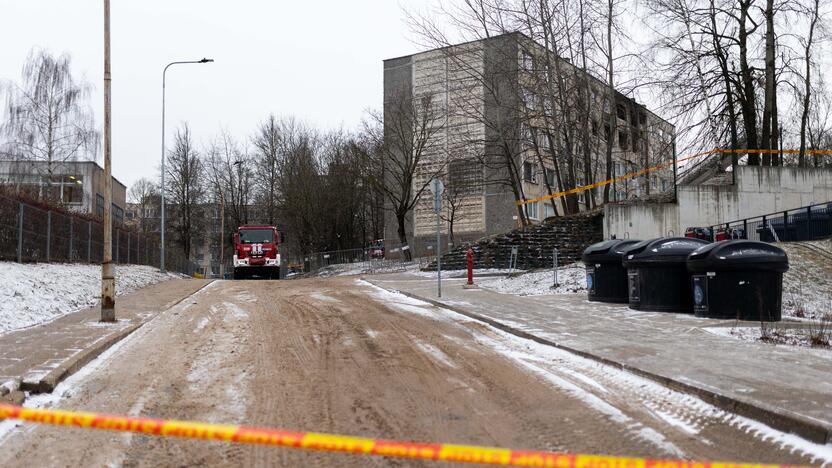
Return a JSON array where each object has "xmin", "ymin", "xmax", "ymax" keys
[
  {"xmin": 0, "ymin": 160, "xmax": 127, "ymax": 224},
  {"xmin": 383, "ymin": 32, "xmax": 675, "ymax": 255}
]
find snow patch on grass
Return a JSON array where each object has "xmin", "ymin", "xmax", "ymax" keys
[
  {"xmin": 478, "ymin": 263, "xmax": 587, "ymax": 296},
  {"xmin": 0, "ymin": 262, "xmax": 183, "ymax": 334}
]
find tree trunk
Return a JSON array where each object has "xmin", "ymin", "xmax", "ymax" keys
[
  {"xmin": 738, "ymin": 0, "xmax": 760, "ymax": 165},
  {"xmin": 799, "ymin": 0, "xmax": 819, "ymax": 168},
  {"xmin": 760, "ymin": 0, "xmax": 776, "ymax": 166},
  {"xmin": 396, "ymin": 212, "xmax": 412, "ymax": 261},
  {"xmin": 603, "ymin": 0, "xmax": 616, "ymax": 203}
]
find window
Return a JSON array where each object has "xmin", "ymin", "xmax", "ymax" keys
[
  {"xmin": 526, "ymin": 201, "xmax": 539, "ymax": 220},
  {"xmin": 639, "ymin": 112, "xmax": 647, "ymax": 125},
  {"xmin": 614, "ymin": 162, "xmax": 625, "ymax": 177},
  {"xmin": 523, "ymin": 161, "xmax": 538, "ymax": 183},
  {"xmin": 543, "ymin": 202, "xmax": 556, "ymax": 219},
  {"xmin": 113, "ymin": 204, "xmax": 124, "ymax": 225},
  {"xmin": 522, "ymin": 89, "xmax": 537, "ymax": 111},
  {"xmin": 522, "ymin": 51, "xmax": 535, "ymax": 71},
  {"xmin": 545, "ymin": 168, "xmax": 555, "ymax": 187},
  {"xmin": 616, "ymin": 104, "xmax": 627, "ymax": 121},
  {"xmin": 96, "ymin": 194, "xmax": 104, "ymax": 218},
  {"xmin": 577, "ymin": 178, "xmax": 586, "ymax": 204},
  {"xmin": 521, "ymin": 124, "xmax": 533, "ymax": 145},
  {"xmin": 618, "ymin": 130, "xmax": 629, "ymax": 151},
  {"xmin": 632, "ymin": 130, "xmax": 641, "ymax": 153},
  {"xmin": 591, "ymin": 120, "xmax": 599, "ymax": 136},
  {"xmin": 603, "ymin": 124, "xmax": 611, "ymax": 141}
]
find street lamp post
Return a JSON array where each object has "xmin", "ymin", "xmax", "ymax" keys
[{"xmin": 160, "ymin": 58, "xmax": 213, "ymax": 272}]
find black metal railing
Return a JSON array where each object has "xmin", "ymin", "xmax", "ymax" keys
[{"xmin": 707, "ymin": 202, "xmax": 832, "ymax": 243}]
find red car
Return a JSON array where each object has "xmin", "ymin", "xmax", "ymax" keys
[
  {"xmin": 369, "ymin": 239, "xmax": 385, "ymax": 259},
  {"xmin": 684, "ymin": 227, "xmax": 713, "ymax": 242}
]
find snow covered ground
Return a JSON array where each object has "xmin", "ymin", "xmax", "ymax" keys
[
  {"xmin": 780, "ymin": 239, "xmax": 832, "ymax": 321},
  {"xmin": 477, "ymin": 263, "xmax": 587, "ymax": 296},
  {"xmin": 0, "ymin": 263, "xmax": 183, "ymax": 334}
]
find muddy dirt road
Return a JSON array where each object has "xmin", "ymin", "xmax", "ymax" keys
[{"xmin": 0, "ymin": 278, "xmax": 827, "ymax": 467}]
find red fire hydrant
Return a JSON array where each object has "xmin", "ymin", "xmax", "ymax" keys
[{"xmin": 466, "ymin": 248, "xmax": 474, "ymax": 286}]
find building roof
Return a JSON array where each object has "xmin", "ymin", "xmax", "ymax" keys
[{"xmin": 0, "ymin": 159, "xmax": 127, "ymax": 190}]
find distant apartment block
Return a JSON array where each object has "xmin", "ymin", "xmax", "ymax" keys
[
  {"xmin": 0, "ymin": 160, "xmax": 127, "ymax": 223},
  {"xmin": 383, "ymin": 32, "xmax": 675, "ymax": 253}
]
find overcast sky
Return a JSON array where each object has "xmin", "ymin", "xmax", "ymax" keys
[{"xmin": 0, "ymin": 0, "xmax": 433, "ymax": 191}]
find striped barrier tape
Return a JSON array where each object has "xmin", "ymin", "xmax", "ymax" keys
[
  {"xmin": 517, "ymin": 148, "xmax": 832, "ymax": 206},
  {"xmin": 0, "ymin": 404, "xmax": 809, "ymax": 467}
]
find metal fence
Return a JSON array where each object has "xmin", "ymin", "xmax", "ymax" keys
[
  {"xmin": 297, "ymin": 241, "xmax": 438, "ymax": 277},
  {"xmin": 0, "ymin": 194, "xmax": 196, "ymax": 274},
  {"xmin": 707, "ymin": 202, "xmax": 832, "ymax": 243}
]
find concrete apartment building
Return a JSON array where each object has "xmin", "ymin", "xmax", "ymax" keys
[
  {"xmin": 0, "ymin": 160, "xmax": 127, "ymax": 223},
  {"xmin": 383, "ymin": 32, "xmax": 675, "ymax": 255}
]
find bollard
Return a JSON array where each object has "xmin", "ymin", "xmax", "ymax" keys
[
  {"xmin": 552, "ymin": 248, "xmax": 559, "ymax": 288},
  {"xmin": 463, "ymin": 247, "xmax": 478, "ymax": 289},
  {"xmin": 467, "ymin": 248, "xmax": 474, "ymax": 285}
]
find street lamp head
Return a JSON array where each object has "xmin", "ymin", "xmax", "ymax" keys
[{"xmin": 199, "ymin": 58, "xmax": 214, "ymax": 63}]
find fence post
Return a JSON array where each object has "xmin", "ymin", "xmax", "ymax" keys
[
  {"xmin": 807, "ymin": 206, "xmax": 812, "ymax": 240},
  {"xmin": 46, "ymin": 211, "xmax": 52, "ymax": 262},
  {"xmin": 69, "ymin": 219, "xmax": 74, "ymax": 262},
  {"xmin": 762, "ymin": 215, "xmax": 767, "ymax": 242},
  {"xmin": 87, "ymin": 221, "xmax": 92, "ymax": 263},
  {"xmin": 17, "ymin": 202, "xmax": 24, "ymax": 263},
  {"xmin": 783, "ymin": 211, "xmax": 789, "ymax": 241}
]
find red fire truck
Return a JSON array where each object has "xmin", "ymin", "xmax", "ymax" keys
[{"xmin": 232, "ymin": 225, "xmax": 283, "ymax": 279}]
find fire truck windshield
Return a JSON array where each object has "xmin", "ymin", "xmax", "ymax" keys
[{"xmin": 239, "ymin": 229, "xmax": 274, "ymax": 244}]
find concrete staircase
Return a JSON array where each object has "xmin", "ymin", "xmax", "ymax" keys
[{"xmin": 424, "ymin": 211, "xmax": 603, "ymax": 271}]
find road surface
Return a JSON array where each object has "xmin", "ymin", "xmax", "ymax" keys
[{"xmin": 0, "ymin": 278, "xmax": 826, "ymax": 467}]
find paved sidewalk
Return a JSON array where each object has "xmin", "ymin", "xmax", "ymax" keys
[
  {"xmin": 0, "ymin": 279, "xmax": 211, "ymax": 392},
  {"xmin": 368, "ymin": 273, "xmax": 832, "ymax": 444}
]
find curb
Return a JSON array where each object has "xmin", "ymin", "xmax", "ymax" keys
[
  {"xmin": 23, "ymin": 323, "xmax": 141, "ymax": 394},
  {"xmin": 19, "ymin": 280, "xmax": 215, "ymax": 398},
  {"xmin": 365, "ymin": 279, "xmax": 832, "ymax": 446}
]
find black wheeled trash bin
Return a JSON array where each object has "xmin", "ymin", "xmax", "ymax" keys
[
  {"xmin": 582, "ymin": 239, "xmax": 642, "ymax": 303},
  {"xmin": 622, "ymin": 237, "xmax": 710, "ymax": 313},
  {"xmin": 686, "ymin": 240, "xmax": 789, "ymax": 321}
]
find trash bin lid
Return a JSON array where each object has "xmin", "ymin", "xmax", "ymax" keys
[
  {"xmin": 687, "ymin": 240, "xmax": 789, "ymax": 273},
  {"xmin": 622, "ymin": 237, "xmax": 710, "ymax": 268},
  {"xmin": 582, "ymin": 239, "xmax": 643, "ymax": 263}
]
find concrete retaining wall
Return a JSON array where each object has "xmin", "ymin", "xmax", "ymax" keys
[{"xmin": 604, "ymin": 166, "xmax": 832, "ymax": 239}]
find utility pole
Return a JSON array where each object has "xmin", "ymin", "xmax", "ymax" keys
[
  {"xmin": 100, "ymin": 0, "xmax": 115, "ymax": 322},
  {"xmin": 219, "ymin": 193, "xmax": 225, "ymax": 278}
]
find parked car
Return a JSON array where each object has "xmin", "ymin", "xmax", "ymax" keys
[
  {"xmin": 369, "ymin": 239, "xmax": 385, "ymax": 259},
  {"xmin": 714, "ymin": 226, "xmax": 746, "ymax": 241},
  {"xmin": 684, "ymin": 227, "xmax": 713, "ymax": 242}
]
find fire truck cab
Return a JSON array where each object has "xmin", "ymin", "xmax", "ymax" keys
[{"xmin": 232, "ymin": 225, "xmax": 283, "ymax": 279}]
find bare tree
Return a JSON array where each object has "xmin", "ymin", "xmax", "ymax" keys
[
  {"xmin": 0, "ymin": 49, "xmax": 98, "ymax": 201},
  {"xmin": 252, "ymin": 114, "xmax": 283, "ymax": 225},
  {"xmin": 365, "ymin": 92, "xmax": 446, "ymax": 258},
  {"xmin": 127, "ymin": 177, "xmax": 159, "ymax": 234},
  {"xmin": 797, "ymin": 0, "xmax": 824, "ymax": 166},
  {"xmin": 165, "ymin": 124, "xmax": 204, "ymax": 260}
]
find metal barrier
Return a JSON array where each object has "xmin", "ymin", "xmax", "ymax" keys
[
  {"xmin": 298, "ymin": 241, "xmax": 438, "ymax": 276},
  {"xmin": 707, "ymin": 202, "xmax": 832, "ymax": 243},
  {"xmin": 0, "ymin": 193, "xmax": 196, "ymax": 274}
]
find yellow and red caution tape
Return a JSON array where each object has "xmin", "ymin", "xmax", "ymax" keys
[
  {"xmin": 0, "ymin": 404, "xmax": 809, "ymax": 467},
  {"xmin": 517, "ymin": 148, "xmax": 832, "ymax": 206}
]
